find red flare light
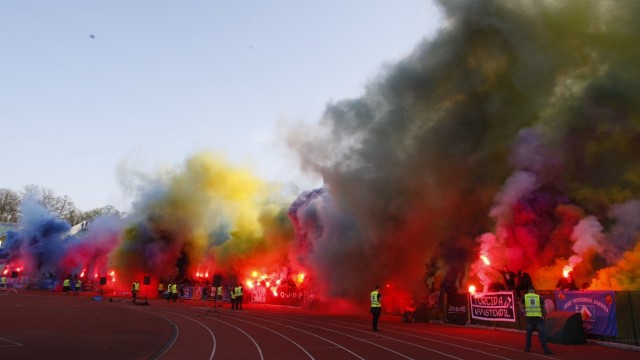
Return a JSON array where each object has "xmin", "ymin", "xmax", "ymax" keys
[
  {"xmin": 562, "ymin": 265, "xmax": 573, "ymax": 278},
  {"xmin": 2, "ymin": 269, "xmax": 8, "ymax": 275},
  {"xmin": 480, "ymin": 255, "xmax": 490, "ymax": 266},
  {"xmin": 468, "ymin": 285, "xmax": 477, "ymax": 294}
]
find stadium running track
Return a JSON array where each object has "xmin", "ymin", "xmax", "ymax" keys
[{"xmin": 1, "ymin": 289, "xmax": 639, "ymax": 360}]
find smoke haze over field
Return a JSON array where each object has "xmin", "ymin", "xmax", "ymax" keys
[{"xmin": 3, "ymin": 0, "xmax": 640, "ymax": 305}]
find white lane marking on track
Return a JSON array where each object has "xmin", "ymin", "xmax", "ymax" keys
[
  {"xmin": 155, "ymin": 306, "xmax": 264, "ymax": 360},
  {"xmin": 141, "ymin": 307, "xmax": 216, "ymax": 360},
  {"xmin": 134, "ymin": 309, "xmax": 180, "ymax": 360},
  {"xmin": 333, "ymin": 319, "xmax": 549, "ymax": 358},
  {"xmin": 0, "ymin": 337, "xmax": 23, "ymax": 347},
  {"xmin": 241, "ymin": 312, "xmax": 458, "ymax": 360},
  {"xmin": 228, "ymin": 316, "xmax": 316, "ymax": 359},
  {"xmin": 311, "ymin": 318, "xmax": 518, "ymax": 360},
  {"xmin": 230, "ymin": 312, "xmax": 363, "ymax": 359}
]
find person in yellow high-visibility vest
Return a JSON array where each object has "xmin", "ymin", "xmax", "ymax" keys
[
  {"xmin": 171, "ymin": 283, "xmax": 178, "ymax": 302},
  {"xmin": 230, "ymin": 285, "xmax": 237, "ymax": 309},
  {"xmin": 216, "ymin": 286, "xmax": 223, "ymax": 307},
  {"xmin": 63, "ymin": 277, "xmax": 71, "ymax": 295},
  {"xmin": 370, "ymin": 284, "xmax": 382, "ymax": 332},
  {"xmin": 235, "ymin": 284, "xmax": 244, "ymax": 310},
  {"xmin": 523, "ymin": 288, "xmax": 553, "ymax": 355},
  {"xmin": 74, "ymin": 278, "xmax": 82, "ymax": 296},
  {"xmin": 132, "ymin": 281, "xmax": 140, "ymax": 302},
  {"xmin": 0, "ymin": 275, "xmax": 6, "ymax": 289}
]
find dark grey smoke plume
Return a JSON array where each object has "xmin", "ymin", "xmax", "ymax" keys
[{"xmin": 288, "ymin": 0, "xmax": 640, "ymax": 300}]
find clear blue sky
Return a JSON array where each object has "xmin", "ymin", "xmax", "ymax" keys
[{"xmin": 1, "ymin": 1, "xmax": 443, "ymax": 211}]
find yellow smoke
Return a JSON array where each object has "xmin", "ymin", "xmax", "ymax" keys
[
  {"xmin": 591, "ymin": 241, "xmax": 640, "ymax": 290},
  {"xmin": 110, "ymin": 151, "xmax": 294, "ymax": 278}
]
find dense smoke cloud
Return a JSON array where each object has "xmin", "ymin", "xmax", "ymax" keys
[
  {"xmin": 288, "ymin": 0, "xmax": 640, "ymax": 299},
  {"xmin": 109, "ymin": 152, "xmax": 295, "ymax": 284}
]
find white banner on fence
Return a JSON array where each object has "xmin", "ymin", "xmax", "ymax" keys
[{"xmin": 469, "ymin": 291, "xmax": 516, "ymax": 322}]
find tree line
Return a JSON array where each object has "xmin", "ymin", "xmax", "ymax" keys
[{"xmin": 0, "ymin": 185, "xmax": 122, "ymax": 225}]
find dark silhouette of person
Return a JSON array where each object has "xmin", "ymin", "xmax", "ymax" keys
[
  {"xmin": 516, "ymin": 270, "xmax": 533, "ymax": 298},
  {"xmin": 491, "ymin": 265, "xmax": 516, "ymax": 290}
]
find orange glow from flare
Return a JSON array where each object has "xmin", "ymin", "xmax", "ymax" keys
[
  {"xmin": 468, "ymin": 285, "xmax": 477, "ymax": 294},
  {"xmin": 246, "ymin": 280, "xmax": 255, "ymax": 289},
  {"xmin": 562, "ymin": 265, "xmax": 573, "ymax": 278},
  {"xmin": 480, "ymin": 255, "xmax": 490, "ymax": 265}
]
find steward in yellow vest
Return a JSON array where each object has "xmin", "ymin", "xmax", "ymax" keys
[
  {"xmin": 523, "ymin": 288, "xmax": 553, "ymax": 355},
  {"xmin": 370, "ymin": 285, "xmax": 381, "ymax": 331}
]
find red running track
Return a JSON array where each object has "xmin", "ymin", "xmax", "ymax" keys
[{"xmin": 1, "ymin": 290, "xmax": 639, "ymax": 360}]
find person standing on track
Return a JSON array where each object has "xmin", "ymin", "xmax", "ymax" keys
[
  {"xmin": 171, "ymin": 282, "xmax": 178, "ymax": 302},
  {"xmin": 166, "ymin": 282, "xmax": 173, "ymax": 301},
  {"xmin": 63, "ymin": 276, "xmax": 71, "ymax": 295},
  {"xmin": 230, "ymin": 284, "xmax": 237, "ymax": 309},
  {"xmin": 236, "ymin": 284, "xmax": 243, "ymax": 310},
  {"xmin": 200, "ymin": 285, "xmax": 209, "ymax": 303},
  {"xmin": 132, "ymin": 281, "xmax": 140, "ymax": 303},
  {"xmin": 370, "ymin": 284, "xmax": 382, "ymax": 332},
  {"xmin": 524, "ymin": 288, "xmax": 554, "ymax": 355},
  {"xmin": 216, "ymin": 285, "xmax": 223, "ymax": 307},
  {"xmin": 74, "ymin": 278, "xmax": 82, "ymax": 296},
  {"xmin": 157, "ymin": 281, "xmax": 164, "ymax": 299}
]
